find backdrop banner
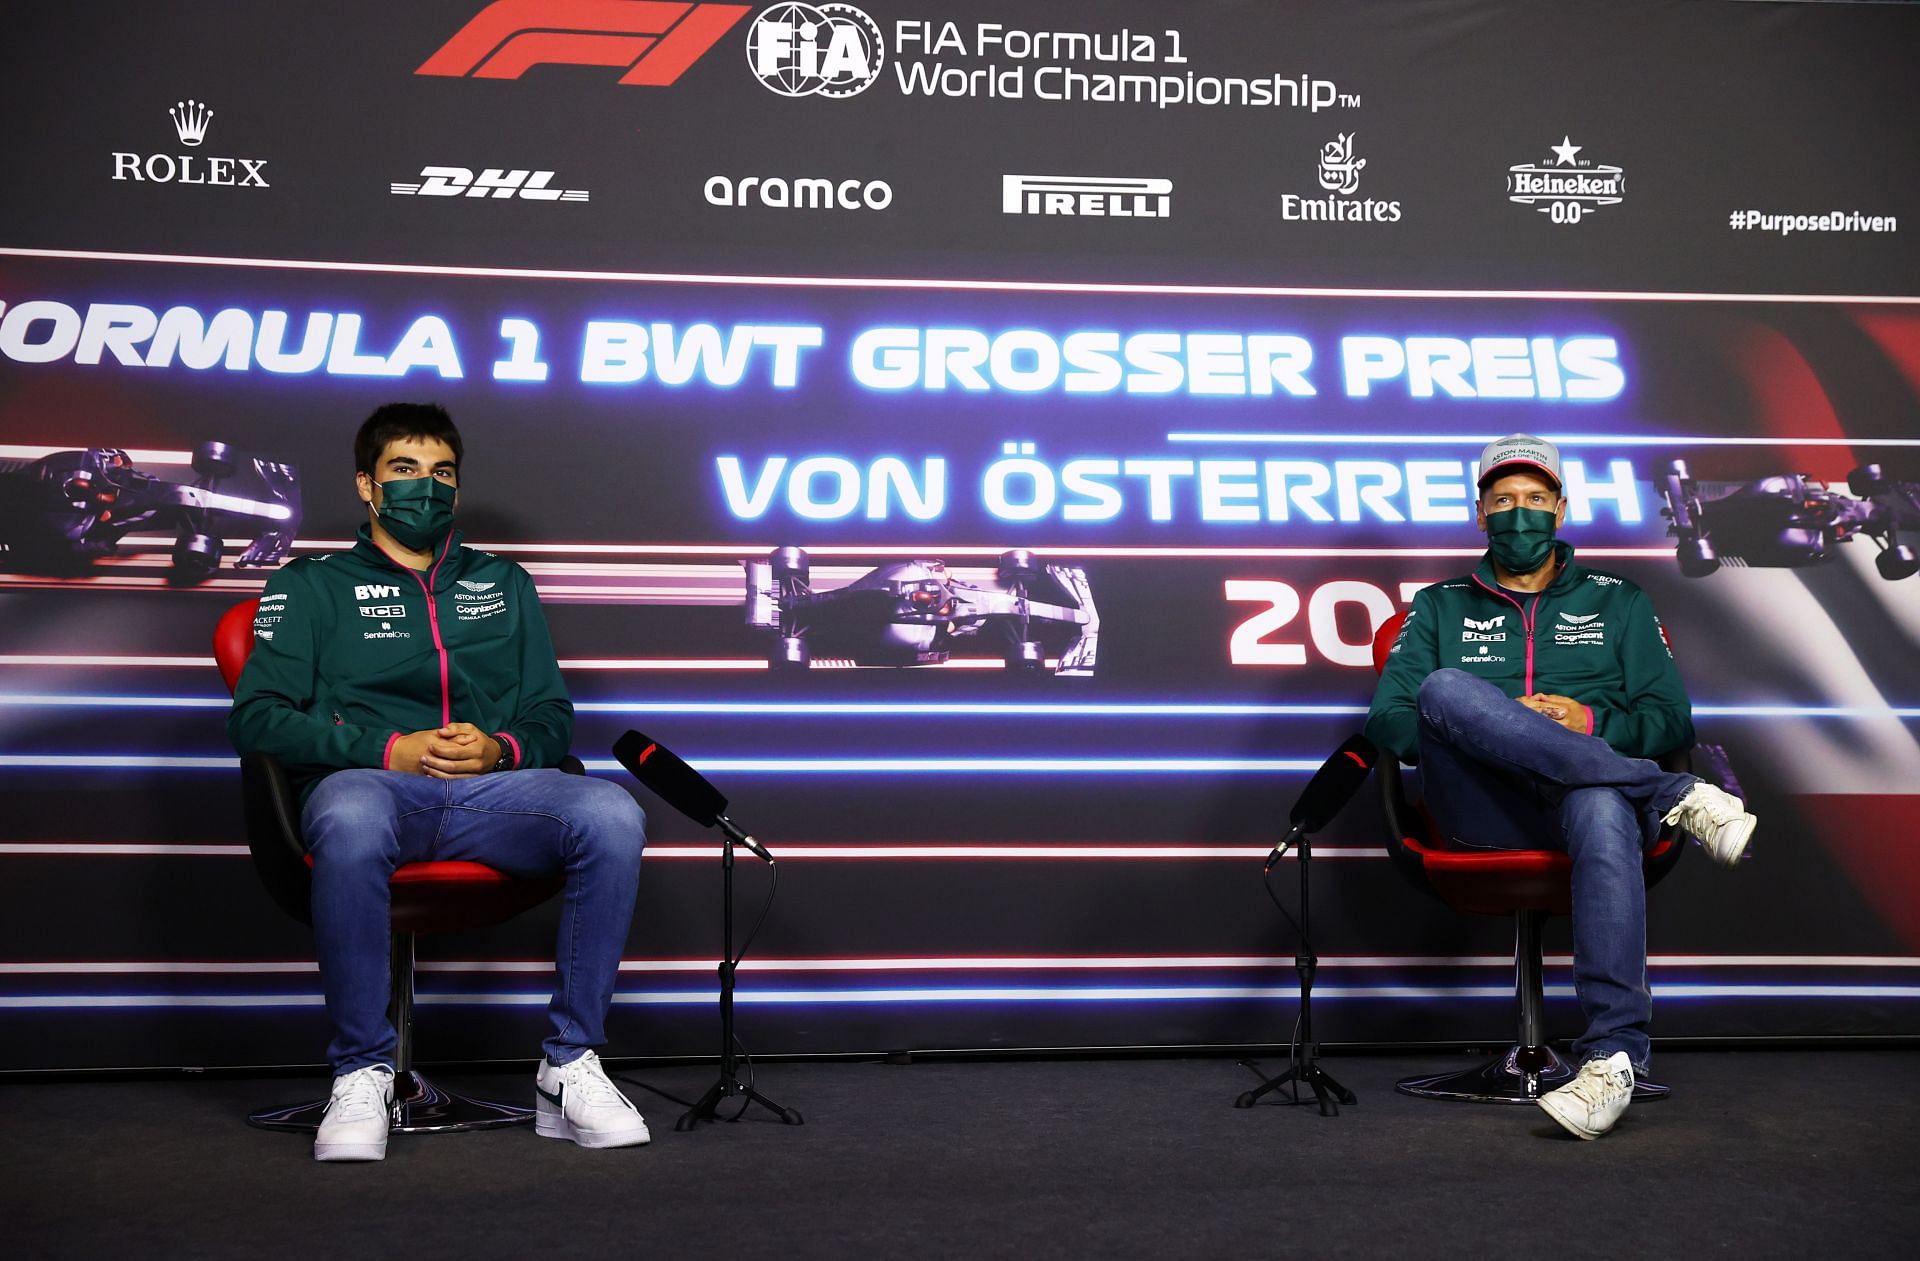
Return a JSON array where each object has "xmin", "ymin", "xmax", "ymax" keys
[{"xmin": 2, "ymin": 0, "xmax": 1916, "ymax": 1069}]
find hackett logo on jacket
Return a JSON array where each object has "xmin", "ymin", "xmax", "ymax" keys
[
  {"xmin": 227, "ymin": 524, "xmax": 574, "ymax": 803},
  {"xmin": 1367, "ymin": 542, "xmax": 1694, "ymax": 764}
]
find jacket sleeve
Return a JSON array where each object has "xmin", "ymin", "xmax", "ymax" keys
[
  {"xmin": 1364, "ymin": 589, "xmax": 1440, "ymax": 765},
  {"xmin": 493, "ymin": 565, "xmax": 574, "ymax": 769},
  {"xmin": 227, "ymin": 562, "xmax": 399, "ymax": 774},
  {"xmin": 1587, "ymin": 587, "xmax": 1695, "ymax": 759}
]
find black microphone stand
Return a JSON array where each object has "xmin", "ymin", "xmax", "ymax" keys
[
  {"xmin": 1234, "ymin": 824, "xmax": 1357, "ymax": 1116},
  {"xmin": 677, "ymin": 815, "xmax": 804, "ymax": 1131}
]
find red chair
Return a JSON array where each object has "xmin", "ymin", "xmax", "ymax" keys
[
  {"xmin": 215, "ymin": 598, "xmax": 566, "ymax": 1133},
  {"xmin": 1369, "ymin": 612, "xmax": 1687, "ymax": 1102}
]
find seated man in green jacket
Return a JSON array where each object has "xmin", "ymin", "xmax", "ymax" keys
[
  {"xmin": 229, "ymin": 403, "xmax": 651, "ymax": 1162},
  {"xmin": 1366, "ymin": 433, "xmax": 1756, "ymax": 1140}
]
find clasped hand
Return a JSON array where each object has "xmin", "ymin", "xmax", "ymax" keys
[
  {"xmin": 1517, "ymin": 692, "xmax": 1589, "ymax": 734},
  {"xmin": 387, "ymin": 722, "xmax": 502, "ymax": 777}
]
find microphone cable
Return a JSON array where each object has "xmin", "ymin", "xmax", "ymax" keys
[
  {"xmin": 1261, "ymin": 852, "xmax": 1310, "ymax": 1104},
  {"xmin": 722, "ymin": 856, "xmax": 780, "ymax": 1121}
]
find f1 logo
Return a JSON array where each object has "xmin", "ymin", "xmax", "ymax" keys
[{"xmin": 418, "ymin": 1, "xmax": 750, "ymax": 85}]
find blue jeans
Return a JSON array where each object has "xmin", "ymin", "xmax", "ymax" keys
[
  {"xmin": 1413, "ymin": 669, "xmax": 1696, "ymax": 1072},
  {"xmin": 301, "ymin": 769, "xmax": 647, "ymax": 1074}
]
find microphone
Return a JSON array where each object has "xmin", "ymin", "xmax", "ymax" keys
[
  {"xmin": 611, "ymin": 730, "xmax": 774, "ymax": 864},
  {"xmin": 1265, "ymin": 734, "xmax": 1377, "ymax": 870}
]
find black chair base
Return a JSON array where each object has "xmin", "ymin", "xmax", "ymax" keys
[
  {"xmin": 247, "ymin": 1070, "xmax": 535, "ymax": 1134},
  {"xmin": 1396, "ymin": 1044, "xmax": 1671, "ymax": 1104}
]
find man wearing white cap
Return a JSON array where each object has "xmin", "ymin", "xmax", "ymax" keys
[{"xmin": 1366, "ymin": 433, "xmax": 1757, "ymax": 1139}]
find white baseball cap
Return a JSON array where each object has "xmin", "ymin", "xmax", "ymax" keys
[{"xmin": 1477, "ymin": 433, "xmax": 1563, "ymax": 491}]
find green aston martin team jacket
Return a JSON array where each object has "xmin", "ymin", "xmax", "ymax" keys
[
  {"xmin": 227, "ymin": 525, "xmax": 573, "ymax": 803},
  {"xmin": 1365, "ymin": 542, "xmax": 1694, "ymax": 765}
]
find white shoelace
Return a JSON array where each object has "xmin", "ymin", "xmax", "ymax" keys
[
  {"xmin": 561, "ymin": 1054, "xmax": 627, "ymax": 1106},
  {"xmin": 1567, "ymin": 1064, "xmax": 1631, "ymax": 1107},
  {"xmin": 329, "ymin": 1069, "xmax": 392, "ymax": 1122}
]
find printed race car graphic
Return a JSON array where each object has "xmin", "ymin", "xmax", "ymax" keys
[
  {"xmin": 1659, "ymin": 459, "xmax": 1920, "ymax": 580},
  {"xmin": 743, "ymin": 547, "xmax": 1099, "ymax": 674},
  {"xmin": 0, "ymin": 442, "xmax": 300, "ymax": 585}
]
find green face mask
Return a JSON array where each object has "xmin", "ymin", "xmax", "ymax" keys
[
  {"xmin": 374, "ymin": 476, "xmax": 456, "ymax": 551},
  {"xmin": 1485, "ymin": 505, "xmax": 1559, "ymax": 574}
]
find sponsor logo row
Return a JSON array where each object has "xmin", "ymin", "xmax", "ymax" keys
[
  {"xmin": 97, "ymin": 6, "xmax": 1896, "ymax": 235},
  {"xmin": 110, "ymin": 106, "xmax": 1897, "ymax": 237}
]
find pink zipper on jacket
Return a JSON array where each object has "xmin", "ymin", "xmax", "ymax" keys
[
  {"xmin": 1471, "ymin": 574, "xmax": 1544, "ymax": 693},
  {"xmin": 375, "ymin": 536, "xmax": 453, "ymax": 726}
]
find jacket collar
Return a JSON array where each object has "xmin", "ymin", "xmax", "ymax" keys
[
  {"xmin": 353, "ymin": 522, "xmax": 467, "ymax": 586},
  {"xmin": 1474, "ymin": 540, "xmax": 1581, "ymax": 596}
]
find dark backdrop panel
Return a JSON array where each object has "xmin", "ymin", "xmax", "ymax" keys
[{"xmin": 2, "ymin": 0, "xmax": 1917, "ymax": 1069}]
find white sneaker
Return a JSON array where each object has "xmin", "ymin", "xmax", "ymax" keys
[
  {"xmin": 534, "ymin": 1051, "xmax": 651, "ymax": 1149},
  {"xmin": 1662, "ymin": 781, "xmax": 1756, "ymax": 868},
  {"xmin": 314, "ymin": 1064, "xmax": 395, "ymax": 1162},
  {"xmin": 1537, "ymin": 1051, "xmax": 1634, "ymax": 1140}
]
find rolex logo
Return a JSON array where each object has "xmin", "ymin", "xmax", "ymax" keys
[
  {"xmin": 169, "ymin": 99, "xmax": 212, "ymax": 147},
  {"xmin": 112, "ymin": 98, "xmax": 268, "ymax": 189}
]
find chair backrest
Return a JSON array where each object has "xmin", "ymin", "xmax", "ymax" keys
[
  {"xmin": 214, "ymin": 598, "xmax": 260, "ymax": 696},
  {"xmin": 1371, "ymin": 611, "xmax": 1407, "ymax": 676}
]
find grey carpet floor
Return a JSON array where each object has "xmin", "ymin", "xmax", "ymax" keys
[{"xmin": 5, "ymin": 1049, "xmax": 1916, "ymax": 1259}]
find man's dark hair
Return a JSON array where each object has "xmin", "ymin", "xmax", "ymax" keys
[{"xmin": 354, "ymin": 403, "xmax": 463, "ymax": 478}]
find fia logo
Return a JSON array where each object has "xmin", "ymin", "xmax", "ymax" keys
[{"xmin": 747, "ymin": 3, "xmax": 885, "ymax": 98}]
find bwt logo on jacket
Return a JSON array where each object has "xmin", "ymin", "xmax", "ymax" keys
[
  {"xmin": 354, "ymin": 584, "xmax": 401, "ymax": 601},
  {"xmin": 1461, "ymin": 614, "xmax": 1507, "ymax": 642},
  {"xmin": 417, "ymin": 1, "xmax": 750, "ymax": 86}
]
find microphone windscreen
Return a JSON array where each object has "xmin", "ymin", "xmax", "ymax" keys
[
  {"xmin": 611, "ymin": 730, "xmax": 728, "ymax": 827},
  {"xmin": 1288, "ymin": 734, "xmax": 1377, "ymax": 832}
]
